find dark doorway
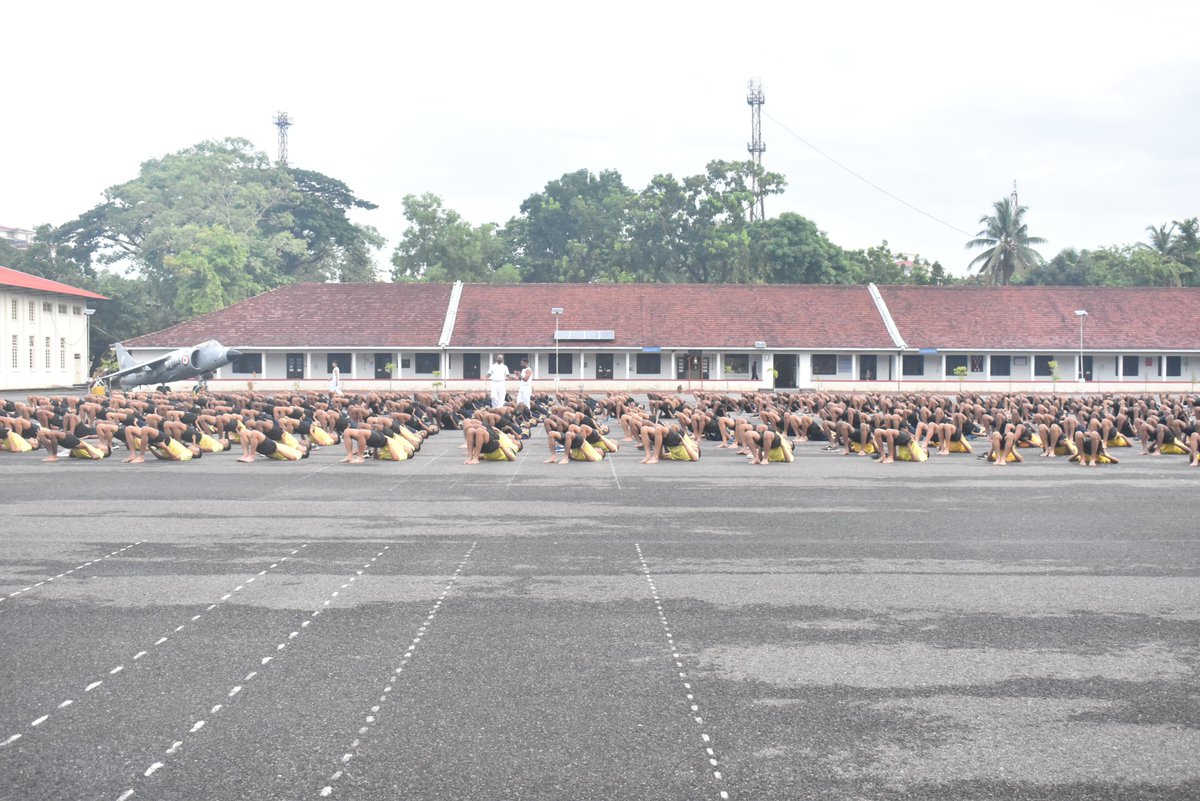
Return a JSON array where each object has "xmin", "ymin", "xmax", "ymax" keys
[
  {"xmin": 859, "ymin": 355, "xmax": 877, "ymax": 381},
  {"xmin": 374, "ymin": 352, "xmax": 393, "ymax": 380},
  {"xmin": 595, "ymin": 353, "xmax": 614, "ymax": 380},
  {"xmin": 286, "ymin": 353, "xmax": 305, "ymax": 379},
  {"xmin": 1082, "ymin": 355, "xmax": 1093, "ymax": 381},
  {"xmin": 503, "ymin": 353, "xmax": 528, "ymax": 374},
  {"xmin": 774, "ymin": 354, "xmax": 797, "ymax": 388},
  {"xmin": 462, "ymin": 353, "xmax": 481, "ymax": 380}
]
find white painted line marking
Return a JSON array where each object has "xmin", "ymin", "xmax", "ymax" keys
[
  {"xmin": 190, "ymin": 721, "xmax": 205, "ymax": 733},
  {"xmin": 58, "ymin": 699, "xmax": 73, "ymax": 709},
  {"xmin": 1, "ymin": 734, "xmax": 22, "ymax": 747},
  {"xmin": 144, "ymin": 762, "xmax": 163, "ymax": 777},
  {"xmin": 110, "ymin": 666, "xmax": 124, "ymax": 675},
  {"xmin": 85, "ymin": 681, "xmax": 103, "ymax": 692},
  {"xmin": 228, "ymin": 686, "xmax": 242, "ymax": 697},
  {"xmin": 117, "ymin": 790, "xmax": 135, "ymax": 801},
  {"xmin": 211, "ymin": 704, "xmax": 222, "ymax": 714},
  {"xmin": 31, "ymin": 715, "xmax": 48, "ymax": 727},
  {"xmin": 155, "ymin": 637, "xmax": 168, "ymax": 646}
]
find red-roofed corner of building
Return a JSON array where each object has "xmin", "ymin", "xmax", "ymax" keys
[{"xmin": 0, "ymin": 265, "xmax": 107, "ymax": 300}]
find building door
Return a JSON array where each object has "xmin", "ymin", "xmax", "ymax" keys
[
  {"xmin": 859, "ymin": 355, "xmax": 878, "ymax": 381},
  {"xmin": 595, "ymin": 353, "xmax": 614, "ymax": 379},
  {"xmin": 286, "ymin": 353, "xmax": 305, "ymax": 379},
  {"xmin": 462, "ymin": 353, "xmax": 481, "ymax": 380},
  {"xmin": 1082, "ymin": 355, "xmax": 1093, "ymax": 382},
  {"xmin": 774, "ymin": 354, "xmax": 797, "ymax": 388},
  {"xmin": 374, "ymin": 353, "xmax": 393, "ymax": 379}
]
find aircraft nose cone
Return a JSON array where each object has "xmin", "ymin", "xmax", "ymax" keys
[{"xmin": 226, "ymin": 349, "xmax": 242, "ymax": 362}]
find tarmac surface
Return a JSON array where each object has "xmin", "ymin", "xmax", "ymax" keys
[{"xmin": 1, "ymin": 431, "xmax": 1198, "ymax": 801}]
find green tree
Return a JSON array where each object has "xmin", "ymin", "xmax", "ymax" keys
[
  {"xmin": 510, "ymin": 169, "xmax": 635, "ymax": 283},
  {"xmin": 1021, "ymin": 247, "xmax": 1094, "ymax": 285},
  {"xmin": 747, "ymin": 212, "xmax": 855, "ymax": 283},
  {"xmin": 391, "ymin": 193, "xmax": 517, "ymax": 283},
  {"xmin": 1088, "ymin": 245, "xmax": 1187, "ymax": 287},
  {"xmin": 55, "ymin": 138, "xmax": 382, "ymax": 324},
  {"xmin": 966, "ymin": 198, "xmax": 1046, "ymax": 284},
  {"xmin": 675, "ymin": 160, "xmax": 786, "ymax": 283}
]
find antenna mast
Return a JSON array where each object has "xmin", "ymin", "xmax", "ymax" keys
[
  {"xmin": 746, "ymin": 80, "xmax": 766, "ymax": 222},
  {"xmin": 274, "ymin": 111, "xmax": 293, "ymax": 167}
]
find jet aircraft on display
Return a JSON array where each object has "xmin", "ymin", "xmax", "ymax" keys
[{"xmin": 96, "ymin": 340, "xmax": 242, "ymax": 391}]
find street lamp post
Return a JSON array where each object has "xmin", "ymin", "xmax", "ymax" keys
[
  {"xmin": 1074, "ymin": 309, "xmax": 1088, "ymax": 383},
  {"xmin": 551, "ymin": 307, "xmax": 564, "ymax": 396}
]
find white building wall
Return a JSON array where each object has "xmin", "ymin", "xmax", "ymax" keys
[{"xmin": 0, "ymin": 288, "xmax": 91, "ymax": 390}]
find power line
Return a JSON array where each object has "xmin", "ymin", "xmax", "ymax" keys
[{"xmin": 763, "ymin": 110, "xmax": 973, "ymax": 237}]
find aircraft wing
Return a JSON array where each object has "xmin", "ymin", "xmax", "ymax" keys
[{"xmin": 95, "ymin": 353, "xmax": 173, "ymax": 385}]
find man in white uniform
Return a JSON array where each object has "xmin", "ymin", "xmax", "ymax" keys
[
  {"xmin": 487, "ymin": 355, "xmax": 512, "ymax": 408},
  {"xmin": 516, "ymin": 358, "xmax": 534, "ymax": 408}
]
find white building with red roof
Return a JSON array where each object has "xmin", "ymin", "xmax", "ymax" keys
[
  {"xmin": 119, "ymin": 281, "xmax": 1200, "ymax": 393},
  {"xmin": 0, "ymin": 266, "xmax": 107, "ymax": 390}
]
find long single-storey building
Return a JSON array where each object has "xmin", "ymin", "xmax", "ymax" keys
[
  {"xmin": 0, "ymin": 266, "xmax": 106, "ymax": 391},
  {"xmin": 121, "ymin": 282, "xmax": 1200, "ymax": 393}
]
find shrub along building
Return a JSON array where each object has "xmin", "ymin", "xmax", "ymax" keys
[{"xmin": 121, "ymin": 282, "xmax": 1200, "ymax": 394}]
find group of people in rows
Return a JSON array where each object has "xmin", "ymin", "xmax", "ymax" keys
[{"xmin": 3, "ymin": 386, "xmax": 1200, "ymax": 469}]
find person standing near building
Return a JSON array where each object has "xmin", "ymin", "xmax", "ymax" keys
[
  {"xmin": 487, "ymin": 355, "xmax": 512, "ymax": 408},
  {"xmin": 516, "ymin": 358, "xmax": 534, "ymax": 409},
  {"xmin": 329, "ymin": 362, "xmax": 342, "ymax": 395}
]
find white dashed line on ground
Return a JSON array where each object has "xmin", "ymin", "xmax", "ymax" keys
[
  {"xmin": 636, "ymin": 542, "xmax": 732, "ymax": 801},
  {"xmin": 315, "ymin": 541, "xmax": 477, "ymax": 798}
]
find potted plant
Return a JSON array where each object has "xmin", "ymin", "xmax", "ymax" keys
[
  {"xmin": 431, "ymin": 369, "xmax": 444, "ymax": 391},
  {"xmin": 953, "ymin": 364, "xmax": 967, "ymax": 392}
]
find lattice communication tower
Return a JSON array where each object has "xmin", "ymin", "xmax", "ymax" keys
[
  {"xmin": 274, "ymin": 111, "xmax": 293, "ymax": 167},
  {"xmin": 746, "ymin": 80, "xmax": 766, "ymax": 221}
]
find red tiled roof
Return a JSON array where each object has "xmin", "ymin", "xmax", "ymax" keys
[
  {"xmin": 879, "ymin": 285, "xmax": 1200, "ymax": 350},
  {"xmin": 0, "ymin": 265, "xmax": 107, "ymax": 300},
  {"xmin": 450, "ymin": 284, "xmax": 894, "ymax": 349},
  {"xmin": 123, "ymin": 283, "xmax": 452, "ymax": 348}
]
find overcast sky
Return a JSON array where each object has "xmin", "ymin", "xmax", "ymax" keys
[{"xmin": 4, "ymin": 1, "xmax": 1198, "ymax": 278}]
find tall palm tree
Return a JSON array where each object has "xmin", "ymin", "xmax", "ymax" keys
[
  {"xmin": 966, "ymin": 198, "xmax": 1046, "ymax": 284},
  {"xmin": 1143, "ymin": 222, "xmax": 1176, "ymax": 255}
]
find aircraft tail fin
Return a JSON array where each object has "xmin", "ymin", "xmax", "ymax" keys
[{"xmin": 113, "ymin": 342, "xmax": 137, "ymax": 371}]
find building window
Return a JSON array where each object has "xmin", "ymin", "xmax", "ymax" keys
[
  {"xmin": 1121, "ymin": 355, "xmax": 1139, "ymax": 377},
  {"xmin": 28, "ymin": 336, "xmax": 35, "ymax": 368},
  {"xmin": 811, "ymin": 354, "xmax": 838, "ymax": 376},
  {"xmin": 10, "ymin": 335, "xmax": 17, "ymax": 369},
  {"xmin": 991, "ymin": 355, "xmax": 1011, "ymax": 376},
  {"xmin": 44, "ymin": 337, "xmax": 51, "ymax": 370},
  {"xmin": 42, "ymin": 301, "xmax": 52, "ymax": 313},
  {"xmin": 723, "ymin": 354, "xmax": 750, "ymax": 375},
  {"xmin": 28, "ymin": 301, "xmax": 35, "ymax": 322},
  {"xmin": 548, "ymin": 353, "xmax": 573, "ymax": 375},
  {"xmin": 327, "ymin": 353, "xmax": 351, "ymax": 374},
  {"xmin": 60, "ymin": 338, "xmax": 66, "ymax": 369},
  {"xmin": 1165, "ymin": 356, "xmax": 1182, "ymax": 377},
  {"xmin": 10, "ymin": 299, "xmax": 16, "ymax": 320},
  {"xmin": 413, "ymin": 352, "xmax": 439, "ymax": 374},
  {"xmin": 73, "ymin": 305, "xmax": 82, "ymax": 316},
  {"xmin": 232, "ymin": 353, "xmax": 263, "ymax": 374},
  {"xmin": 944, "ymin": 355, "xmax": 968, "ymax": 375},
  {"xmin": 58, "ymin": 303, "xmax": 68, "ymax": 315},
  {"xmin": 1034, "ymin": 355, "xmax": 1055, "ymax": 377},
  {"xmin": 902, "ymin": 354, "xmax": 925, "ymax": 376},
  {"xmin": 635, "ymin": 353, "xmax": 661, "ymax": 375}
]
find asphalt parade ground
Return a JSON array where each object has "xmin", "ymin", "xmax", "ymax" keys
[{"xmin": 1, "ymin": 435, "xmax": 1198, "ymax": 801}]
